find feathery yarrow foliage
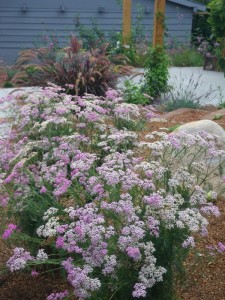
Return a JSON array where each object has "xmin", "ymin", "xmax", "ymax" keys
[{"xmin": 0, "ymin": 86, "xmax": 225, "ymax": 299}]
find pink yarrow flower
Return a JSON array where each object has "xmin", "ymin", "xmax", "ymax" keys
[
  {"xmin": 40, "ymin": 186, "xmax": 47, "ymax": 193},
  {"xmin": 47, "ymin": 290, "xmax": 69, "ymax": 300},
  {"xmin": 2, "ymin": 223, "xmax": 17, "ymax": 239},
  {"xmin": 217, "ymin": 242, "xmax": 225, "ymax": 253},
  {"xmin": 126, "ymin": 246, "xmax": 141, "ymax": 261},
  {"xmin": 31, "ymin": 270, "xmax": 39, "ymax": 277},
  {"xmin": 182, "ymin": 237, "xmax": 195, "ymax": 248}
]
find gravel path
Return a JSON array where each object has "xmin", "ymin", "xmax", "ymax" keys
[{"xmin": 117, "ymin": 67, "xmax": 225, "ymax": 106}]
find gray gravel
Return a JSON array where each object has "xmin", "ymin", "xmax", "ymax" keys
[{"xmin": 117, "ymin": 67, "xmax": 225, "ymax": 106}]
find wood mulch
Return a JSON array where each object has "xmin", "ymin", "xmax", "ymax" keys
[
  {"xmin": 177, "ymin": 199, "xmax": 225, "ymax": 300},
  {"xmin": 0, "ymin": 106, "xmax": 225, "ymax": 299}
]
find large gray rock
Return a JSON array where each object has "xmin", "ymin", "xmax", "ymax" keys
[
  {"xmin": 175, "ymin": 120, "xmax": 225, "ymax": 148},
  {"xmin": 174, "ymin": 120, "xmax": 225, "ymax": 196}
]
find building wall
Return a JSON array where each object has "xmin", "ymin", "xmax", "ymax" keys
[{"xmin": 0, "ymin": 0, "xmax": 194, "ymax": 64}]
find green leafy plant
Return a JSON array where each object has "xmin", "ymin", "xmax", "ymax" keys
[
  {"xmin": 109, "ymin": 4, "xmax": 149, "ymax": 68},
  {"xmin": 16, "ymin": 36, "xmax": 121, "ymax": 96},
  {"xmin": 132, "ymin": 3, "xmax": 146, "ymax": 43},
  {"xmin": 214, "ymin": 44, "xmax": 225, "ymax": 72},
  {"xmin": 218, "ymin": 95, "xmax": 225, "ymax": 109},
  {"xmin": 109, "ymin": 32, "xmax": 139, "ymax": 66},
  {"xmin": 163, "ymin": 98, "xmax": 201, "ymax": 112},
  {"xmin": 213, "ymin": 115, "xmax": 223, "ymax": 120},
  {"xmin": 33, "ymin": 34, "xmax": 60, "ymax": 53},
  {"xmin": 75, "ymin": 16, "xmax": 105, "ymax": 49},
  {"xmin": 192, "ymin": 12, "xmax": 212, "ymax": 47},
  {"xmin": 207, "ymin": 0, "xmax": 225, "ymax": 74},
  {"xmin": 115, "ymin": 0, "xmax": 123, "ymax": 7},
  {"xmin": 168, "ymin": 46, "xmax": 204, "ymax": 67},
  {"xmin": 167, "ymin": 124, "xmax": 181, "ymax": 132},
  {"xmin": 115, "ymin": 117, "xmax": 146, "ymax": 131},
  {"xmin": 122, "ymin": 80, "xmax": 150, "ymax": 105},
  {"xmin": 143, "ymin": 46, "xmax": 170, "ymax": 99},
  {"xmin": 208, "ymin": 0, "xmax": 225, "ymax": 39}
]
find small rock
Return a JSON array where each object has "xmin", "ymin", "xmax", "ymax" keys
[
  {"xmin": 201, "ymin": 108, "xmax": 225, "ymax": 120},
  {"xmin": 201, "ymin": 104, "xmax": 218, "ymax": 112},
  {"xmin": 149, "ymin": 118, "xmax": 168, "ymax": 123}
]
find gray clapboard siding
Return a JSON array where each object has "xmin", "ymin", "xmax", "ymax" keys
[
  {"xmin": 0, "ymin": 0, "xmax": 119, "ymax": 10},
  {"xmin": 0, "ymin": 0, "xmax": 204, "ymax": 64}
]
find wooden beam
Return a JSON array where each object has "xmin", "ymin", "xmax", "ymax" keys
[
  {"xmin": 152, "ymin": 0, "xmax": 166, "ymax": 47},
  {"xmin": 122, "ymin": 0, "xmax": 132, "ymax": 44}
]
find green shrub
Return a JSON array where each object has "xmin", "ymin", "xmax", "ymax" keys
[
  {"xmin": 108, "ymin": 4, "xmax": 149, "ymax": 68},
  {"xmin": 122, "ymin": 80, "xmax": 150, "ymax": 105},
  {"xmin": 3, "ymin": 82, "xmax": 14, "ymax": 88},
  {"xmin": 169, "ymin": 47, "xmax": 204, "ymax": 67},
  {"xmin": 75, "ymin": 16, "xmax": 105, "ymax": 49},
  {"xmin": 143, "ymin": 46, "xmax": 169, "ymax": 99},
  {"xmin": 163, "ymin": 98, "xmax": 201, "ymax": 112},
  {"xmin": 208, "ymin": 0, "xmax": 225, "ymax": 39},
  {"xmin": 192, "ymin": 12, "xmax": 212, "ymax": 46},
  {"xmin": 207, "ymin": 0, "xmax": 225, "ymax": 74},
  {"xmin": 108, "ymin": 32, "xmax": 143, "ymax": 67}
]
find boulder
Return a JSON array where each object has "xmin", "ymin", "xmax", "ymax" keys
[
  {"xmin": 174, "ymin": 120, "xmax": 225, "ymax": 148},
  {"xmin": 174, "ymin": 120, "xmax": 225, "ymax": 196}
]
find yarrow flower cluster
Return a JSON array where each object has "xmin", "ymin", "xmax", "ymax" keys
[
  {"xmin": 36, "ymin": 249, "xmax": 48, "ymax": 261},
  {"xmin": 207, "ymin": 242, "xmax": 225, "ymax": 255},
  {"xmin": 2, "ymin": 223, "xmax": 17, "ymax": 239},
  {"xmin": 47, "ymin": 290, "xmax": 69, "ymax": 300},
  {"xmin": 182, "ymin": 236, "xmax": 195, "ymax": 248},
  {"xmin": 38, "ymin": 202, "xmax": 167, "ymax": 298},
  {"xmin": 6, "ymin": 248, "xmax": 34, "ymax": 272},
  {"xmin": 31, "ymin": 269, "xmax": 39, "ymax": 277}
]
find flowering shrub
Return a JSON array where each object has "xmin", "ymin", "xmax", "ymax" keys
[
  {"xmin": 167, "ymin": 45, "xmax": 204, "ymax": 67},
  {"xmin": 196, "ymin": 36, "xmax": 220, "ymax": 57},
  {"xmin": 0, "ymin": 86, "xmax": 225, "ymax": 299}
]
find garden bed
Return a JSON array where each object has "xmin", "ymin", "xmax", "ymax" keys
[{"xmin": 0, "ymin": 105, "xmax": 224, "ymax": 300}]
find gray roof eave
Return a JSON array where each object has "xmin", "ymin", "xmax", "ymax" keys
[{"xmin": 168, "ymin": 0, "xmax": 206, "ymax": 11}]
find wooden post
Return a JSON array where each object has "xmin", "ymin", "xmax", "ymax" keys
[
  {"xmin": 152, "ymin": 0, "xmax": 166, "ymax": 47},
  {"xmin": 122, "ymin": 0, "xmax": 132, "ymax": 44}
]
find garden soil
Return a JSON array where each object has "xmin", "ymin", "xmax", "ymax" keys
[{"xmin": 0, "ymin": 107, "xmax": 225, "ymax": 300}]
